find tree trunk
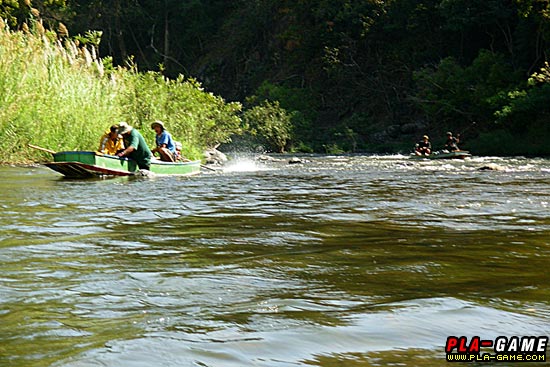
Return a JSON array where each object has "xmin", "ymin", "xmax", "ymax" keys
[
  {"xmin": 164, "ymin": 0, "xmax": 170, "ymax": 68},
  {"xmin": 114, "ymin": 0, "xmax": 127, "ymax": 62}
]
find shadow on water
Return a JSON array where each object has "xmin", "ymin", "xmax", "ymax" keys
[{"xmin": 1, "ymin": 157, "xmax": 550, "ymax": 366}]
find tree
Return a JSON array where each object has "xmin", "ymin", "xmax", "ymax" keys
[
  {"xmin": 413, "ymin": 50, "xmax": 521, "ymax": 128},
  {"xmin": 0, "ymin": 0, "xmax": 68, "ymax": 30},
  {"xmin": 243, "ymin": 100, "xmax": 293, "ymax": 153}
]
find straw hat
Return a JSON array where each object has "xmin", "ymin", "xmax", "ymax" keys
[
  {"xmin": 151, "ymin": 120, "xmax": 166, "ymax": 131},
  {"xmin": 117, "ymin": 122, "xmax": 133, "ymax": 135}
]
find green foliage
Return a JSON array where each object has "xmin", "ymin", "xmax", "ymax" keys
[
  {"xmin": 0, "ymin": 1, "xmax": 21, "ymax": 28},
  {"xmin": 242, "ymin": 100, "xmax": 292, "ymax": 153},
  {"xmin": 469, "ymin": 60, "xmax": 550, "ymax": 156},
  {"xmin": 113, "ymin": 70, "xmax": 242, "ymax": 150},
  {"xmin": 494, "ymin": 70, "xmax": 550, "ymax": 137},
  {"xmin": 8, "ymin": 0, "xmax": 550, "ymax": 156},
  {"xmin": 310, "ymin": 0, "xmax": 388, "ymax": 39},
  {"xmin": 530, "ymin": 61, "xmax": 550, "ymax": 83},
  {"xmin": 467, "ymin": 129, "xmax": 517, "ymax": 156},
  {"xmin": 469, "ymin": 126, "xmax": 550, "ymax": 156},
  {"xmin": 293, "ymin": 141, "xmax": 314, "ymax": 153},
  {"xmin": 322, "ymin": 143, "xmax": 345, "ymax": 154},
  {"xmin": 74, "ymin": 30, "xmax": 102, "ymax": 48},
  {"xmin": 0, "ymin": 25, "xmax": 243, "ymax": 163},
  {"xmin": 439, "ymin": 0, "xmax": 515, "ymax": 31},
  {"xmin": 0, "ymin": 24, "xmax": 115, "ymax": 162},
  {"xmin": 0, "ymin": 0, "xmax": 69, "ymax": 30},
  {"xmin": 413, "ymin": 50, "xmax": 521, "ymax": 124},
  {"xmin": 253, "ymin": 81, "xmax": 318, "ymax": 146}
]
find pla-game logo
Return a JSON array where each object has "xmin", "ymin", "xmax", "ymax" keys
[{"xmin": 445, "ymin": 336, "xmax": 548, "ymax": 363}]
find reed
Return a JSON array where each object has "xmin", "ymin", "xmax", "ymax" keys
[{"xmin": 0, "ymin": 21, "xmax": 242, "ymax": 163}]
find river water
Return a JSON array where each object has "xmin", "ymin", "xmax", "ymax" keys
[{"xmin": 1, "ymin": 155, "xmax": 549, "ymax": 366}]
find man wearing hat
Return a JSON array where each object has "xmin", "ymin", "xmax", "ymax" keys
[
  {"xmin": 415, "ymin": 135, "xmax": 432, "ymax": 156},
  {"xmin": 116, "ymin": 122, "xmax": 153, "ymax": 170},
  {"xmin": 151, "ymin": 120, "xmax": 176, "ymax": 162},
  {"xmin": 444, "ymin": 131, "xmax": 460, "ymax": 151}
]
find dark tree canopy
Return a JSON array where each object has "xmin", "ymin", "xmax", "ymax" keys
[{"xmin": 7, "ymin": 0, "xmax": 550, "ymax": 155}]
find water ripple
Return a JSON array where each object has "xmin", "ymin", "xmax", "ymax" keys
[{"xmin": 1, "ymin": 156, "xmax": 549, "ymax": 367}]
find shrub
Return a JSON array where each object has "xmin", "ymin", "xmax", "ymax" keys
[
  {"xmin": 242, "ymin": 100, "xmax": 293, "ymax": 153},
  {"xmin": 0, "ymin": 23, "xmax": 243, "ymax": 163}
]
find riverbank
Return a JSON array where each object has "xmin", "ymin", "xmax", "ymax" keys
[{"xmin": 0, "ymin": 25, "xmax": 242, "ymax": 165}]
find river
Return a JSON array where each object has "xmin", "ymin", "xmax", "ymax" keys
[{"xmin": 1, "ymin": 154, "xmax": 549, "ymax": 366}]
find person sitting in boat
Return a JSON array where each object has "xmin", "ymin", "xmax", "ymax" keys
[
  {"xmin": 414, "ymin": 135, "xmax": 431, "ymax": 156},
  {"xmin": 150, "ymin": 120, "xmax": 176, "ymax": 162},
  {"xmin": 116, "ymin": 122, "xmax": 153, "ymax": 170},
  {"xmin": 98, "ymin": 124, "xmax": 124, "ymax": 155},
  {"xmin": 444, "ymin": 132, "xmax": 460, "ymax": 151}
]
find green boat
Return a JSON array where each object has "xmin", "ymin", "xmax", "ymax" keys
[
  {"xmin": 409, "ymin": 150, "xmax": 472, "ymax": 160},
  {"xmin": 44, "ymin": 151, "xmax": 201, "ymax": 178}
]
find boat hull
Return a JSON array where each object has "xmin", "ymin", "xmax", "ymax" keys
[
  {"xmin": 410, "ymin": 150, "xmax": 472, "ymax": 160},
  {"xmin": 45, "ymin": 151, "xmax": 201, "ymax": 178}
]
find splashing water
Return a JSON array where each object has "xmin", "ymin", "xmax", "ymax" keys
[{"xmin": 222, "ymin": 157, "xmax": 270, "ymax": 173}]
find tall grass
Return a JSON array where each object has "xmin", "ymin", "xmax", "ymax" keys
[{"xmin": 0, "ymin": 23, "xmax": 242, "ymax": 163}]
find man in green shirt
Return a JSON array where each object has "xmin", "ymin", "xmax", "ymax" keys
[{"xmin": 116, "ymin": 122, "xmax": 153, "ymax": 170}]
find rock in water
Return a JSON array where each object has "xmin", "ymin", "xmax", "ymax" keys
[
  {"xmin": 257, "ymin": 154, "xmax": 277, "ymax": 162},
  {"xmin": 288, "ymin": 157, "xmax": 303, "ymax": 164},
  {"xmin": 204, "ymin": 148, "xmax": 228, "ymax": 165},
  {"xmin": 478, "ymin": 163, "xmax": 505, "ymax": 171},
  {"xmin": 133, "ymin": 169, "xmax": 156, "ymax": 177}
]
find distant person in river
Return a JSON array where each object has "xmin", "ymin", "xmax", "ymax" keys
[
  {"xmin": 150, "ymin": 120, "xmax": 176, "ymax": 162},
  {"xmin": 98, "ymin": 124, "xmax": 124, "ymax": 155},
  {"xmin": 444, "ymin": 132, "xmax": 460, "ymax": 151},
  {"xmin": 415, "ymin": 135, "xmax": 432, "ymax": 156},
  {"xmin": 116, "ymin": 122, "xmax": 153, "ymax": 170}
]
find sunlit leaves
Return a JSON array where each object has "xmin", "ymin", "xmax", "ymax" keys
[
  {"xmin": 530, "ymin": 61, "xmax": 550, "ymax": 83},
  {"xmin": 243, "ymin": 100, "xmax": 293, "ymax": 153}
]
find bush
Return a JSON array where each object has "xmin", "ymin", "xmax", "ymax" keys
[
  {"xmin": 0, "ymin": 23, "xmax": 243, "ymax": 163},
  {"xmin": 469, "ymin": 127, "xmax": 550, "ymax": 156},
  {"xmin": 242, "ymin": 100, "xmax": 293, "ymax": 153},
  {"xmin": 413, "ymin": 49, "xmax": 521, "ymax": 126},
  {"xmin": 253, "ymin": 81, "xmax": 318, "ymax": 147},
  {"xmin": 113, "ymin": 71, "xmax": 243, "ymax": 152}
]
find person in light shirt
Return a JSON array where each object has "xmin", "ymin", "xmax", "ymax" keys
[{"xmin": 151, "ymin": 120, "xmax": 176, "ymax": 162}]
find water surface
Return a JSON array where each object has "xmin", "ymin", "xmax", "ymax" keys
[{"xmin": 1, "ymin": 155, "xmax": 549, "ymax": 366}]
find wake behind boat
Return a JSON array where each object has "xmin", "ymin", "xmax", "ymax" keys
[
  {"xmin": 43, "ymin": 150, "xmax": 201, "ymax": 178},
  {"xmin": 409, "ymin": 150, "xmax": 472, "ymax": 160}
]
